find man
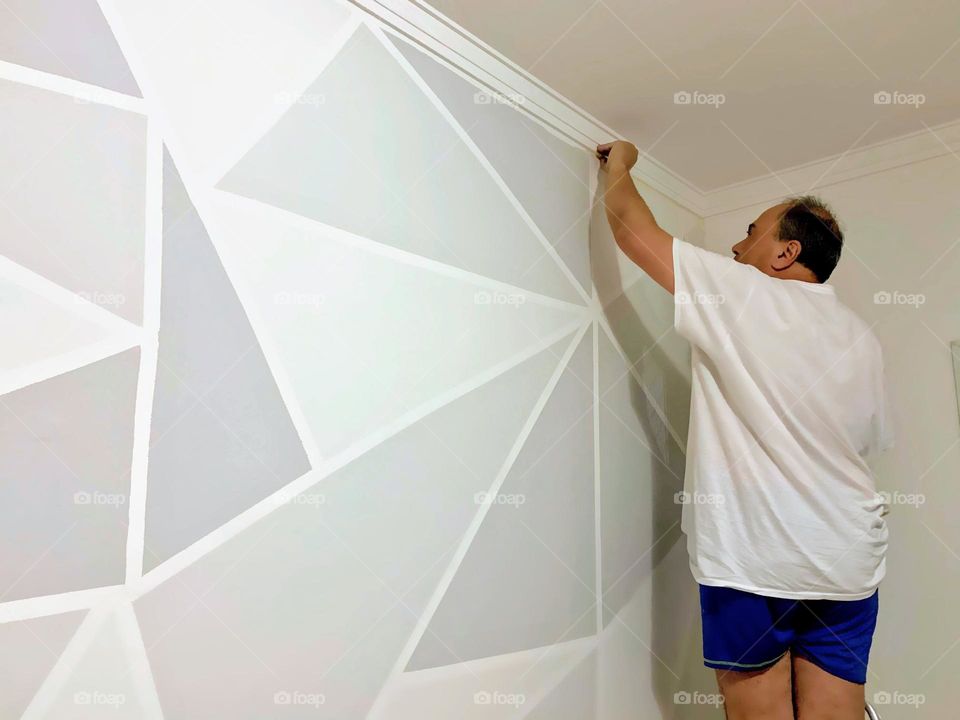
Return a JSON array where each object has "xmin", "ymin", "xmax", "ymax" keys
[{"xmin": 597, "ymin": 140, "xmax": 892, "ymax": 719}]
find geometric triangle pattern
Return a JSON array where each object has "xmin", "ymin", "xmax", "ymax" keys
[
  {"xmin": 0, "ymin": 610, "xmax": 86, "ymax": 719},
  {"xmin": 391, "ymin": 34, "xmax": 592, "ymax": 297},
  {"xmin": 0, "ymin": 79, "xmax": 147, "ymax": 324},
  {"xmin": 0, "ymin": 274, "xmax": 116, "ymax": 378},
  {"xmin": 0, "ymin": 348, "xmax": 139, "ymax": 602},
  {"xmin": 407, "ymin": 326, "xmax": 597, "ymax": 670},
  {"xmin": 134, "ymin": 331, "xmax": 575, "ymax": 718},
  {"xmin": 206, "ymin": 190, "xmax": 584, "ymax": 460},
  {"xmin": 142, "ymin": 150, "xmax": 311, "ymax": 571},
  {"xmin": 34, "ymin": 608, "xmax": 159, "ymax": 719},
  {"xmin": 0, "ymin": 0, "xmax": 140, "ymax": 95},
  {"xmin": 218, "ymin": 25, "xmax": 585, "ymax": 305},
  {"xmin": 1, "ymin": 7, "xmax": 697, "ymax": 718}
]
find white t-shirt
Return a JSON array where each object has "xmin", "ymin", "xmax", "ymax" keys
[{"xmin": 673, "ymin": 237, "xmax": 893, "ymax": 600}]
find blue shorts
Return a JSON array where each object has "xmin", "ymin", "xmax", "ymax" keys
[{"xmin": 699, "ymin": 584, "xmax": 878, "ymax": 684}]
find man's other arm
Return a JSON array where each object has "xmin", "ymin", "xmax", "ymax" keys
[{"xmin": 597, "ymin": 141, "xmax": 675, "ymax": 294}]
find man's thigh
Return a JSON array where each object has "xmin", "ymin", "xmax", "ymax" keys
[
  {"xmin": 792, "ymin": 654, "xmax": 864, "ymax": 720},
  {"xmin": 714, "ymin": 651, "xmax": 793, "ymax": 720}
]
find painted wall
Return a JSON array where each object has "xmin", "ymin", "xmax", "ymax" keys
[
  {"xmin": 704, "ymin": 153, "xmax": 960, "ymax": 717},
  {"xmin": 0, "ymin": 0, "xmax": 716, "ymax": 718}
]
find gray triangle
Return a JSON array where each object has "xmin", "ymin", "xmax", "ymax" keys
[
  {"xmin": 143, "ymin": 149, "xmax": 311, "ymax": 571},
  {"xmin": 0, "ymin": 80, "xmax": 146, "ymax": 324},
  {"xmin": 407, "ymin": 327, "xmax": 596, "ymax": 670},
  {"xmin": 392, "ymin": 35, "xmax": 592, "ymax": 296},
  {"xmin": 0, "ymin": 610, "xmax": 86, "ymax": 718},
  {"xmin": 0, "ymin": 0, "xmax": 140, "ymax": 96},
  {"xmin": 0, "ymin": 349, "xmax": 139, "ymax": 600},
  {"xmin": 135, "ymin": 333, "xmax": 573, "ymax": 718},
  {"xmin": 219, "ymin": 25, "xmax": 583, "ymax": 305}
]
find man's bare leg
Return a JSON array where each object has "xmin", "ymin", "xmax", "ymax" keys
[
  {"xmin": 715, "ymin": 651, "xmax": 793, "ymax": 720},
  {"xmin": 792, "ymin": 654, "xmax": 864, "ymax": 720}
]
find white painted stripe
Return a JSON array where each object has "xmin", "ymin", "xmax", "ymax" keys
[
  {"xmin": 0, "ymin": 585, "xmax": 126, "ymax": 624},
  {"xmin": 367, "ymin": 321, "xmax": 590, "ymax": 703},
  {"xmin": 131, "ymin": 317, "xmax": 584, "ymax": 596},
  {"xmin": 116, "ymin": 603, "xmax": 164, "ymax": 719},
  {"xmin": 125, "ymin": 119, "xmax": 163, "ymax": 583},
  {"xmin": 0, "ymin": 59, "xmax": 146, "ymax": 113},
  {"xmin": 210, "ymin": 189, "xmax": 590, "ymax": 317},
  {"xmin": 19, "ymin": 606, "xmax": 113, "ymax": 719},
  {"xmin": 373, "ymin": 21, "xmax": 592, "ymax": 307}
]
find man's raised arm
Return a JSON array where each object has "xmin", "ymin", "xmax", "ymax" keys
[{"xmin": 597, "ymin": 140, "xmax": 676, "ymax": 294}]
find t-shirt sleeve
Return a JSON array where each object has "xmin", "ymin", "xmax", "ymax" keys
[{"xmin": 672, "ymin": 237, "xmax": 766, "ymax": 355}]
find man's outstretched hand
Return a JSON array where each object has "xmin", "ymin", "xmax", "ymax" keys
[{"xmin": 597, "ymin": 140, "xmax": 639, "ymax": 170}]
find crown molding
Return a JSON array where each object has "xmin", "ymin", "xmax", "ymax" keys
[
  {"xmin": 348, "ymin": 0, "xmax": 960, "ymax": 221},
  {"xmin": 347, "ymin": 0, "xmax": 708, "ymax": 215}
]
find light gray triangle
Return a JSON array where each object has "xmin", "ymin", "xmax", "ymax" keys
[
  {"xmin": 0, "ymin": 349, "xmax": 138, "ymax": 600},
  {"xmin": 143, "ymin": 149, "xmax": 311, "ymax": 571},
  {"xmin": 218, "ymin": 25, "xmax": 583, "ymax": 305},
  {"xmin": 0, "ymin": 80, "xmax": 146, "ymax": 323},
  {"xmin": 0, "ymin": 0, "xmax": 140, "ymax": 95},
  {"xmin": 407, "ymin": 327, "xmax": 596, "ymax": 670},
  {"xmin": 135, "ymin": 332, "xmax": 574, "ymax": 718},
  {"xmin": 391, "ymin": 34, "xmax": 592, "ymax": 296},
  {"xmin": 0, "ymin": 610, "xmax": 86, "ymax": 718}
]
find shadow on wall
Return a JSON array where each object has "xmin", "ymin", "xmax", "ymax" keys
[{"xmin": 587, "ymin": 169, "xmax": 719, "ymax": 719}]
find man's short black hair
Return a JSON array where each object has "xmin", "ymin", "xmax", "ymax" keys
[{"xmin": 777, "ymin": 195, "xmax": 844, "ymax": 282}]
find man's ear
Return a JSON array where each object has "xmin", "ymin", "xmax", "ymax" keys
[{"xmin": 771, "ymin": 239, "xmax": 802, "ymax": 271}]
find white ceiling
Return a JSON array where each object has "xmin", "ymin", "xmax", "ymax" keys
[{"xmin": 425, "ymin": 0, "xmax": 960, "ymax": 191}]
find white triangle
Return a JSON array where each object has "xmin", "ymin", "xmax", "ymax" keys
[
  {"xmin": 27, "ymin": 605, "xmax": 162, "ymax": 719},
  {"xmin": 0, "ymin": 261, "xmax": 139, "ymax": 396},
  {"xmin": 0, "ymin": 610, "xmax": 86, "ymax": 718},
  {"xmin": 206, "ymin": 191, "xmax": 585, "ymax": 459},
  {"xmin": 133, "ymin": 331, "xmax": 576, "ymax": 718},
  {"xmin": 218, "ymin": 24, "xmax": 584, "ymax": 305},
  {"xmin": 101, "ymin": 0, "xmax": 356, "ymax": 176}
]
